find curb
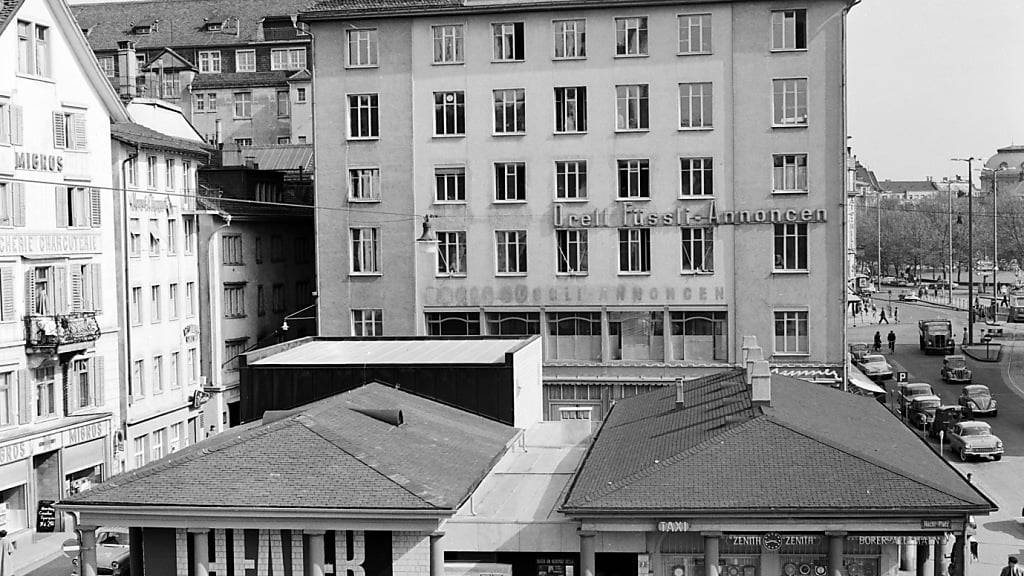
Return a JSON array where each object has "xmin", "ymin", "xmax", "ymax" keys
[{"xmin": 961, "ymin": 345, "xmax": 1002, "ymax": 363}]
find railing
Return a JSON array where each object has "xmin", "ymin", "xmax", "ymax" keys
[{"xmin": 25, "ymin": 312, "xmax": 101, "ymax": 349}]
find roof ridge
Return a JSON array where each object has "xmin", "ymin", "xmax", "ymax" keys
[{"xmin": 762, "ymin": 415, "xmax": 985, "ymax": 506}]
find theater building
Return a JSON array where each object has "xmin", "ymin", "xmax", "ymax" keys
[{"xmin": 306, "ymin": 0, "xmax": 851, "ymax": 392}]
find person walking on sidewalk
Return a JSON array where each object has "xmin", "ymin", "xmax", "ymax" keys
[
  {"xmin": 894, "ymin": 307, "xmax": 899, "ymax": 324},
  {"xmin": 999, "ymin": 557, "xmax": 1024, "ymax": 576},
  {"xmin": 873, "ymin": 331, "xmax": 882, "ymax": 352},
  {"xmin": 878, "ymin": 308, "xmax": 889, "ymax": 324},
  {"xmin": 887, "ymin": 331, "xmax": 896, "ymax": 353},
  {"xmin": 0, "ymin": 530, "xmax": 15, "ymax": 576}
]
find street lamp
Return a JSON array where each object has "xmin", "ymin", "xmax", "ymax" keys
[
  {"xmin": 952, "ymin": 157, "xmax": 978, "ymax": 345},
  {"xmin": 981, "ymin": 166, "xmax": 1010, "ymax": 313}
]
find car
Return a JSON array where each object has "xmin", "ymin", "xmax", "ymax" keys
[
  {"xmin": 96, "ymin": 527, "xmax": 130, "ymax": 576},
  {"xmin": 940, "ymin": 355, "xmax": 973, "ymax": 384},
  {"xmin": 880, "ymin": 276, "xmax": 898, "ymax": 285},
  {"xmin": 894, "ymin": 278, "xmax": 914, "ymax": 287},
  {"xmin": 897, "ymin": 382, "xmax": 935, "ymax": 416},
  {"xmin": 907, "ymin": 395, "xmax": 942, "ymax": 430},
  {"xmin": 855, "ymin": 354, "xmax": 893, "ymax": 381},
  {"xmin": 898, "ymin": 292, "xmax": 920, "ymax": 302},
  {"xmin": 928, "ymin": 405, "xmax": 965, "ymax": 439},
  {"xmin": 849, "ymin": 343, "xmax": 871, "ymax": 363},
  {"xmin": 947, "ymin": 421, "xmax": 1003, "ymax": 461},
  {"xmin": 958, "ymin": 384, "xmax": 997, "ymax": 418},
  {"xmin": 934, "ymin": 280, "xmax": 959, "ymax": 290}
]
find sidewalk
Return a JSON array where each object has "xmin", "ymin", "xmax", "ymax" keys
[{"xmin": 14, "ymin": 530, "xmax": 72, "ymax": 576}]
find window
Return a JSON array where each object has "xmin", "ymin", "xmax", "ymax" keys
[
  {"xmin": 187, "ymin": 348, "xmax": 198, "ymax": 384},
  {"xmin": 223, "ymin": 283, "xmax": 245, "ymax": 318},
  {"xmin": 679, "ymin": 83, "xmax": 712, "ymax": 129},
  {"xmin": 773, "ymin": 154, "xmax": 808, "ymax": 192},
  {"xmin": 222, "ymin": 235, "xmax": 243, "ymax": 265},
  {"xmin": 234, "ymin": 138, "xmax": 252, "ymax": 148},
  {"xmin": 486, "ymin": 312, "xmax": 540, "ymax": 336},
  {"xmin": 546, "ymin": 312, "xmax": 601, "ymax": 360},
  {"xmin": 186, "ymin": 281, "xmax": 196, "ymax": 317},
  {"xmin": 432, "ymin": 25, "xmax": 464, "ymax": 64},
  {"xmin": 296, "ymin": 88, "xmax": 307, "ymax": 103},
  {"xmin": 167, "ymin": 219, "xmax": 177, "ymax": 254},
  {"xmin": 17, "ymin": 21, "xmax": 49, "ymax": 76},
  {"xmin": 348, "ymin": 94, "xmax": 379, "ymax": 139},
  {"xmin": 52, "ymin": 111, "xmax": 88, "ymax": 151},
  {"xmin": 152, "ymin": 355, "xmax": 163, "ymax": 394},
  {"xmin": 271, "ymin": 47, "xmax": 306, "ymax": 70},
  {"xmin": 126, "ymin": 156, "xmax": 138, "ymax": 186},
  {"xmin": 278, "ymin": 137, "xmax": 291, "ymax": 144},
  {"xmin": 98, "ymin": 56, "xmax": 115, "ymax": 78},
  {"xmin": 233, "ymin": 92, "xmax": 252, "ymax": 118},
  {"xmin": 198, "ymin": 50, "xmax": 221, "ymax": 73},
  {"xmin": 679, "ymin": 14, "xmax": 711, "ymax": 54},
  {"xmin": 350, "ymin": 228, "xmax": 380, "ymax": 274},
  {"xmin": 257, "ymin": 284, "xmax": 266, "ymax": 316},
  {"xmin": 150, "ymin": 429, "xmax": 165, "ymax": 460},
  {"xmin": 270, "ymin": 236, "xmax": 284, "ymax": 262},
  {"xmin": 553, "ymin": 19, "xmax": 586, "ymax": 59},
  {"xmin": 434, "ymin": 91, "xmax": 465, "ymax": 136},
  {"xmin": 435, "ymin": 167, "xmax": 466, "ymax": 203},
  {"xmin": 71, "ymin": 359, "xmax": 91, "ymax": 409},
  {"xmin": 436, "ymin": 231, "xmax": 467, "ymax": 277},
  {"xmin": 554, "ymin": 87, "xmax": 587, "ymax": 133},
  {"xmin": 493, "ymin": 89, "xmax": 525, "ymax": 134},
  {"xmin": 615, "ymin": 17, "xmax": 648, "ymax": 57},
  {"xmin": 617, "ymin": 159, "xmax": 650, "ymax": 199},
  {"xmin": 348, "ymin": 168, "xmax": 380, "ymax": 201},
  {"xmin": 30, "ymin": 266, "xmax": 57, "ymax": 316},
  {"xmin": 347, "ymin": 29, "xmax": 378, "ymax": 67},
  {"xmin": 492, "ymin": 22, "xmax": 524, "ymax": 61},
  {"xmin": 608, "ymin": 310, "xmax": 665, "ymax": 361},
  {"xmin": 225, "ymin": 338, "xmax": 248, "ymax": 369},
  {"xmin": 143, "ymin": 156, "xmax": 157, "ymax": 188},
  {"xmin": 254, "ymin": 236, "xmax": 264, "ymax": 264},
  {"xmin": 773, "ymin": 78, "xmax": 808, "ymax": 126},
  {"xmin": 0, "ymin": 102, "xmax": 11, "ymax": 146},
  {"xmin": 130, "ymin": 287, "xmax": 142, "ymax": 325},
  {"xmin": 194, "ymin": 94, "xmax": 206, "ymax": 113},
  {"xmin": 426, "ymin": 312, "xmax": 480, "ymax": 336},
  {"xmin": 774, "ymin": 311, "xmax": 809, "ymax": 354},
  {"xmin": 235, "ymin": 49, "xmax": 255, "ymax": 72},
  {"xmin": 618, "ymin": 228, "xmax": 650, "ymax": 274},
  {"xmin": 277, "ymin": 90, "xmax": 290, "ymax": 117},
  {"xmin": 556, "ymin": 229, "xmax": 588, "ymax": 275},
  {"xmin": 681, "ymin": 228, "xmax": 714, "ymax": 273},
  {"xmin": 0, "ymin": 181, "xmax": 25, "ymax": 227},
  {"xmin": 149, "ymin": 218, "xmax": 161, "ymax": 254},
  {"xmin": 271, "ymin": 283, "xmax": 285, "ymax": 313},
  {"xmin": 34, "ymin": 366, "xmax": 55, "ymax": 418},
  {"xmin": 184, "ymin": 218, "xmax": 195, "ymax": 254},
  {"xmin": 165, "ymin": 159, "xmax": 176, "ymax": 190},
  {"xmin": 206, "ymin": 93, "xmax": 217, "ymax": 111},
  {"xmin": 166, "ymin": 283, "xmax": 179, "ymax": 320},
  {"xmin": 774, "ymin": 223, "xmax": 808, "ymax": 271},
  {"xmin": 495, "ymin": 230, "xmax": 527, "ymax": 275},
  {"xmin": 169, "ymin": 422, "xmax": 183, "ymax": 452},
  {"xmin": 133, "ymin": 436, "xmax": 146, "ymax": 468},
  {"xmin": 555, "ymin": 161, "xmax": 587, "ymax": 200},
  {"xmin": 680, "ymin": 158, "xmax": 714, "ymax": 197},
  {"xmin": 150, "ymin": 285, "xmax": 161, "ymax": 323},
  {"xmin": 772, "ymin": 9, "xmax": 807, "ymax": 51},
  {"xmin": 169, "ymin": 352, "xmax": 180, "ymax": 390},
  {"xmin": 615, "ymin": 84, "xmax": 649, "ymax": 131},
  {"xmin": 494, "ymin": 162, "xmax": 526, "ymax": 202},
  {"xmin": 670, "ymin": 311, "xmax": 727, "ymax": 361},
  {"xmin": 0, "ymin": 372, "xmax": 11, "ymax": 426}
]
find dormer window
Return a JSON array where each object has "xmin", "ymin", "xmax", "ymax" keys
[
  {"xmin": 133, "ymin": 25, "xmax": 151, "ymax": 35},
  {"xmin": 205, "ymin": 22, "xmax": 222, "ymax": 32}
]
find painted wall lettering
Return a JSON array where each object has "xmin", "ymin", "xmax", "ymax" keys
[
  {"xmin": 425, "ymin": 284, "xmax": 726, "ymax": 307},
  {"xmin": 14, "ymin": 151, "xmax": 64, "ymax": 172},
  {"xmin": 553, "ymin": 202, "xmax": 827, "ymax": 229}
]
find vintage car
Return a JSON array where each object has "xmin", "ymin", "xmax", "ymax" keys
[
  {"xmin": 899, "ymin": 291, "xmax": 920, "ymax": 302},
  {"xmin": 928, "ymin": 405, "xmax": 965, "ymax": 439},
  {"xmin": 940, "ymin": 355, "xmax": 973, "ymax": 384},
  {"xmin": 73, "ymin": 527, "xmax": 130, "ymax": 576},
  {"xmin": 897, "ymin": 382, "xmax": 935, "ymax": 416},
  {"xmin": 947, "ymin": 421, "xmax": 1003, "ymax": 461},
  {"xmin": 958, "ymin": 384, "xmax": 998, "ymax": 417},
  {"xmin": 856, "ymin": 354, "xmax": 893, "ymax": 381},
  {"xmin": 849, "ymin": 343, "xmax": 871, "ymax": 363},
  {"xmin": 907, "ymin": 395, "xmax": 942, "ymax": 430}
]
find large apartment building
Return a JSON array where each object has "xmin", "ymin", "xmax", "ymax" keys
[
  {"xmin": 307, "ymin": 0, "xmax": 851, "ymax": 412},
  {"xmin": 71, "ymin": 0, "xmax": 313, "ymax": 147}
]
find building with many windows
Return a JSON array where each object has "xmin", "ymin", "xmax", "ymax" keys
[
  {"xmin": 0, "ymin": 0, "xmax": 130, "ymax": 538},
  {"xmin": 71, "ymin": 0, "xmax": 313, "ymax": 147},
  {"xmin": 307, "ymin": 0, "xmax": 851, "ymax": 409}
]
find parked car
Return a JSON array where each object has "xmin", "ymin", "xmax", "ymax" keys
[
  {"xmin": 899, "ymin": 291, "xmax": 920, "ymax": 302},
  {"xmin": 897, "ymin": 382, "xmax": 935, "ymax": 416},
  {"xmin": 958, "ymin": 385, "xmax": 998, "ymax": 417},
  {"xmin": 934, "ymin": 280, "xmax": 959, "ymax": 290},
  {"xmin": 907, "ymin": 395, "xmax": 942, "ymax": 430},
  {"xmin": 940, "ymin": 355, "xmax": 972, "ymax": 384},
  {"xmin": 849, "ymin": 343, "xmax": 871, "ymax": 363},
  {"xmin": 97, "ymin": 527, "xmax": 130, "ymax": 576},
  {"xmin": 947, "ymin": 421, "xmax": 1003, "ymax": 461},
  {"xmin": 928, "ymin": 405, "xmax": 965, "ymax": 439},
  {"xmin": 856, "ymin": 354, "xmax": 893, "ymax": 381},
  {"xmin": 880, "ymin": 276, "xmax": 898, "ymax": 285}
]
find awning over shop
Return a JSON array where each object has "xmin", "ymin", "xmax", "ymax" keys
[{"xmin": 849, "ymin": 365, "xmax": 885, "ymax": 394}]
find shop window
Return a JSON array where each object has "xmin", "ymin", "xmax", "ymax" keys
[
  {"xmin": 485, "ymin": 312, "xmax": 540, "ymax": 335},
  {"xmin": 0, "ymin": 484, "xmax": 28, "ymax": 531},
  {"xmin": 425, "ymin": 311, "xmax": 480, "ymax": 336},
  {"xmin": 670, "ymin": 311, "xmax": 728, "ymax": 361},
  {"xmin": 546, "ymin": 311, "xmax": 601, "ymax": 360},
  {"xmin": 609, "ymin": 310, "xmax": 663, "ymax": 360},
  {"xmin": 66, "ymin": 464, "xmax": 102, "ymax": 496}
]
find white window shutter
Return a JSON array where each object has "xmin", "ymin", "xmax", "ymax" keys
[
  {"xmin": 25, "ymin": 268, "xmax": 36, "ymax": 316},
  {"xmin": 18, "ymin": 370, "xmax": 32, "ymax": 424},
  {"xmin": 71, "ymin": 266, "xmax": 83, "ymax": 312},
  {"xmin": 0, "ymin": 266, "xmax": 14, "ymax": 322},
  {"xmin": 53, "ymin": 266, "xmax": 68, "ymax": 315},
  {"xmin": 12, "ymin": 182, "xmax": 25, "ymax": 227},
  {"xmin": 53, "ymin": 111, "xmax": 66, "ymax": 149},
  {"xmin": 67, "ymin": 363, "xmax": 80, "ymax": 413},
  {"xmin": 55, "ymin": 186, "xmax": 68, "ymax": 227},
  {"xmin": 92, "ymin": 357, "xmax": 105, "ymax": 407},
  {"xmin": 89, "ymin": 187, "xmax": 101, "ymax": 227},
  {"xmin": 90, "ymin": 264, "xmax": 103, "ymax": 313},
  {"xmin": 11, "ymin": 105, "xmax": 23, "ymax": 146},
  {"xmin": 72, "ymin": 114, "xmax": 88, "ymax": 150}
]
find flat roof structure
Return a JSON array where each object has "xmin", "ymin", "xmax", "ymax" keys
[{"xmin": 249, "ymin": 337, "xmax": 537, "ymax": 366}]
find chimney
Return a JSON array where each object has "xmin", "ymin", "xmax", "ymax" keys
[
  {"xmin": 115, "ymin": 40, "xmax": 138, "ymax": 101},
  {"xmin": 674, "ymin": 377, "xmax": 685, "ymax": 406},
  {"xmin": 744, "ymin": 345, "xmax": 763, "ymax": 386},
  {"xmin": 751, "ymin": 360, "xmax": 772, "ymax": 408}
]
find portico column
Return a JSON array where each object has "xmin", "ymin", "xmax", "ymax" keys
[
  {"xmin": 80, "ymin": 525, "xmax": 98, "ymax": 576},
  {"xmin": 827, "ymin": 532, "xmax": 846, "ymax": 576},
  {"xmin": 580, "ymin": 531, "xmax": 597, "ymax": 576},
  {"xmin": 306, "ymin": 531, "xmax": 326, "ymax": 576},
  {"xmin": 901, "ymin": 544, "xmax": 916, "ymax": 571},
  {"xmin": 703, "ymin": 532, "xmax": 721, "ymax": 576},
  {"xmin": 663, "ymin": 307, "xmax": 673, "ymax": 362},
  {"xmin": 189, "ymin": 529, "xmax": 210, "ymax": 576},
  {"xmin": 935, "ymin": 537, "xmax": 950, "ymax": 576},
  {"xmin": 916, "ymin": 541, "xmax": 932, "ymax": 576},
  {"xmin": 600, "ymin": 309, "xmax": 611, "ymax": 362},
  {"xmin": 430, "ymin": 532, "xmax": 446, "ymax": 576},
  {"xmin": 949, "ymin": 535, "xmax": 966, "ymax": 576}
]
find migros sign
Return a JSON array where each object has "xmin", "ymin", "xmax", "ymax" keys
[{"xmin": 553, "ymin": 202, "xmax": 828, "ymax": 229}]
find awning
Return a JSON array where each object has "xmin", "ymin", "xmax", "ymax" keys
[
  {"xmin": 849, "ymin": 365, "xmax": 885, "ymax": 394},
  {"xmin": 847, "ymin": 292, "xmax": 862, "ymax": 303}
]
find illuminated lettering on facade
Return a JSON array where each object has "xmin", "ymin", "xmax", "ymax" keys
[
  {"xmin": 553, "ymin": 203, "xmax": 828, "ymax": 229},
  {"xmin": 14, "ymin": 151, "xmax": 64, "ymax": 172},
  {"xmin": 197, "ymin": 529, "xmax": 368, "ymax": 576},
  {"xmin": 424, "ymin": 284, "xmax": 727, "ymax": 307}
]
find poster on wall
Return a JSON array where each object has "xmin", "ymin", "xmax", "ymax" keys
[{"xmin": 36, "ymin": 500, "xmax": 56, "ymax": 532}]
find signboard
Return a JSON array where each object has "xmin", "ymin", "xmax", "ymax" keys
[
  {"xmin": 553, "ymin": 202, "xmax": 828, "ymax": 229},
  {"xmin": 852, "ymin": 535, "xmax": 948, "ymax": 545},
  {"xmin": 728, "ymin": 534, "xmax": 819, "ymax": 549},
  {"xmin": 14, "ymin": 151, "xmax": 63, "ymax": 172},
  {"xmin": 63, "ymin": 421, "xmax": 108, "ymax": 447},
  {"xmin": 922, "ymin": 520, "xmax": 951, "ymax": 529},
  {"xmin": 37, "ymin": 500, "xmax": 56, "ymax": 532},
  {"xmin": 425, "ymin": 284, "xmax": 726, "ymax": 307},
  {"xmin": 0, "ymin": 232, "xmax": 100, "ymax": 256},
  {"xmin": 657, "ymin": 521, "xmax": 690, "ymax": 532},
  {"xmin": 895, "ymin": 371, "xmax": 909, "ymax": 383}
]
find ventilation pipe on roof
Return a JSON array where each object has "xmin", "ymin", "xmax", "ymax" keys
[
  {"xmin": 115, "ymin": 40, "xmax": 138, "ymax": 102},
  {"xmin": 751, "ymin": 360, "xmax": 772, "ymax": 408},
  {"xmin": 352, "ymin": 408, "xmax": 404, "ymax": 426}
]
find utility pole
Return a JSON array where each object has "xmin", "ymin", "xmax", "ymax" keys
[
  {"xmin": 947, "ymin": 182, "xmax": 953, "ymax": 304},
  {"xmin": 952, "ymin": 158, "xmax": 977, "ymax": 345},
  {"xmin": 876, "ymin": 192, "xmax": 882, "ymax": 283},
  {"xmin": 993, "ymin": 174, "xmax": 999, "ymax": 311}
]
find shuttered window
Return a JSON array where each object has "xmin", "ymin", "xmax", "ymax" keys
[
  {"xmin": 0, "ymin": 182, "xmax": 26, "ymax": 227},
  {"xmin": 0, "ymin": 266, "xmax": 14, "ymax": 322},
  {"xmin": 53, "ymin": 111, "xmax": 88, "ymax": 150},
  {"xmin": 71, "ymin": 263, "xmax": 102, "ymax": 313},
  {"xmin": 55, "ymin": 186, "xmax": 100, "ymax": 228},
  {"xmin": 9, "ymin": 105, "xmax": 24, "ymax": 146},
  {"xmin": 18, "ymin": 370, "xmax": 31, "ymax": 424},
  {"xmin": 26, "ymin": 265, "xmax": 68, "ymax": 316}
]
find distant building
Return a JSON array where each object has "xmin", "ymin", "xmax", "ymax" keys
[
  {"xmin": 981, "ymin": 145, "xmax": 1024, "ymax": 197},
  {"xmin": 878, "ymin": 179, "xmax": 942, "ymax": 202}
]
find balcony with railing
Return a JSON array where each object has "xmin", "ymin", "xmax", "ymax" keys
[{"xmin": 25, "ymin": 312, "xmax": 101, "ymax": 354}]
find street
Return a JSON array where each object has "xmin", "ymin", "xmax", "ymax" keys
[{"xmin": 848, "ymin": 297, "xmax": 1024, "ymax": 575}]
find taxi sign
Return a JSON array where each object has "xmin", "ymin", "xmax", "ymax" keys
[
  {"xmin": 895, "ymin": 371, "xmax": 908, "ymax": 383},
  {"xmin": 62, "ymin": 538, "xmax": 80, "ymax": 557}
]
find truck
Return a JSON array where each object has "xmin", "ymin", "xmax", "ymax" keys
[{"xmin": 919, "ymin": 319, "xmax": 955, "ymax": 355}]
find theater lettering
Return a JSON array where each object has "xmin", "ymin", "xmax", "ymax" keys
[
  {"xmin": 553, "ymin": 202, "xmax": 828, "ymax": 229},
  {"xmin": 14, "ymin": 151, "xmax": 64, "ymax": 173}
]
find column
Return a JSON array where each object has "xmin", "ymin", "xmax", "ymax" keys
[
  {"xmin": 663, "ymin": 307, "xmax": 674, "ymax": 362},
  {"xmin": 949, "ymin": 535, "xmax": 966, "ymax": 576},
  {"xmin": 916, "ymin": 542, "xmax": 932, "ymax": 576},
  {"xmin": 704, "ymin": 532, "xmax": 721, "ymax": 576},
  {"xmin": 306, "ymin": 531, "xmax": 326, "ymax": 576},
  {"xmin": 600, "ymin": 309, "xmax": 611, "ymax": 362},
  {"xmin": 129, "ymin": 527, "xmax": 144, "ymax": 576},
  {"xmin": 80, "ymin": 526, "xmax": 98, "ymax": 576},
  {"xmin": 430, "ymin": 532, "xmax": 446, "ymax": 576},
  {"xmin": 190, "ymin": 529, "xmax": 211, "ymax": 576},
  {"xmin": 827, "ymin": 532, "xmax": 846, "ymax": 576},
  {"xmin": 901, "ymin": 544, "xmax": 916, "ymax": 571},
  {"xmin": 935, "ymin": 537, "xmax": 950, "ymax": 576},
  {"xmin": 580, "ymin": 531, "xmax": 596, "ymax": 576}
]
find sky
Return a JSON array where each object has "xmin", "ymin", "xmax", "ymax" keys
[{"xmin": 847, "ymin": 0, "xmax": 1024, "ymax": 182}]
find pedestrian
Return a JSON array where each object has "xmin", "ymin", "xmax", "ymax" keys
[
  {"xmin": 878, "ymin": 309, "xmax": 889, "ymax": 324},
  {"xmin": 968, "ymin": 535, "xmax": 978, "ymax": 562},
  {"xmin": 887, "ymin": 330, "xmax": 896, "ymax": 353},
  {"xmin": 873, "ymin": 331, "xmax": 882, "ymax": 352},
  {"xmin": 894, "ymin": 307, "xmax": 899, "ymax": 324},
  {"xmin": 0, "ymin": 530, "xmax": 14, "ymax": 576},
  {"xmin": 999, "ymin": 557, "xmax": 1024, "ymax": 576},
  {"xmin": 963, "ymin": 327, "xmax": 968, "ymax": 346}
]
